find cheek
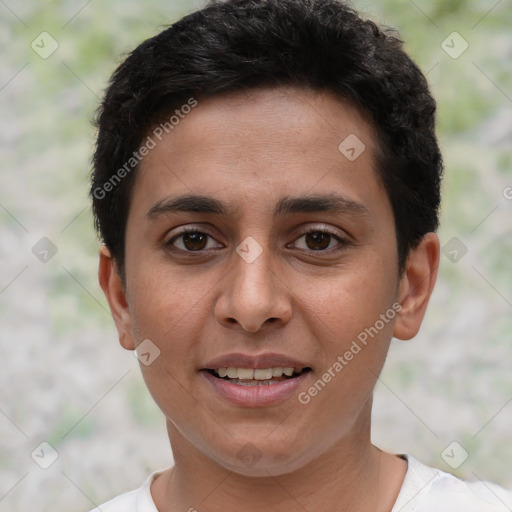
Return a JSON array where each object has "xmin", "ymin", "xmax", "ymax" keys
[
  {"xmin": 298, "ymin": 262, "xmax": 397, "ymax": 346},
  {"xmin": 127, "ymin": 261, "xmax": 212, "ymax": 341},
  {"xmin": 127, "ymin": 269, "xmax": 205, "ymax": 418},
  {"xmin": 296, "ymin": 265, "xmax": 397, "ymax": 416}
]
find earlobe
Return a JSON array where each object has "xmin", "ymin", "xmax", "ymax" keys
[
  {"xmin": 98, "ymin": 245, "xmax": 136, "ymax": 351},
  {"xmin": 393, "ymin": 233, "xmax": 440, "ymax": 341}
]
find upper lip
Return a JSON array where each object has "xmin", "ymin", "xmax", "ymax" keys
[{"xmin": 202, "ymin": 352, "xmax": 311, "ymax": 370}]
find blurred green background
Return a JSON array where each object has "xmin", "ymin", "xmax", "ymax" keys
[{"xmin": 0, "ymin": 1, "xmax": 511, "ymax": 510}]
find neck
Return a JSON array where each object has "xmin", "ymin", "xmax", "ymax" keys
[{"xmin": 152, "ymin": 408, "xmax": 406, "ymax": 512}]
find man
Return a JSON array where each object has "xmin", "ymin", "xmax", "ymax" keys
[{"xmin": 89, "ymin": 1, "xmax": 512, "ymax": 510}]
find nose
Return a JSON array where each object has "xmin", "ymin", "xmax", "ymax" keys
[{"xmin": 214, "ymin": 243, "xmax": 293, "ymax": 333}]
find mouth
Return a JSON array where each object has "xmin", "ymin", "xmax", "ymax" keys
[
  {"xmin": 200, "ymin": 353, "xmax": 313, "ymax": 405},
  {"xmin": 204, "ymin": 366, "xmax": 312, "ymax": 386}
]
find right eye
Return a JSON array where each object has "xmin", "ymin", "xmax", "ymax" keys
[{"xmin": 165, "ymin": 228, "xmax": 224, "ymax": 252}]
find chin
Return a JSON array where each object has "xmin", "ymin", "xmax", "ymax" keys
[{"xmin": 211, "ymin": 437, "xmax": 313, "ymax": 478}]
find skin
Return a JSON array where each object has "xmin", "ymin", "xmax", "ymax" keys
[{"xmin": 99, "ymin": 86, "xmax": 440, "ymax": 512}]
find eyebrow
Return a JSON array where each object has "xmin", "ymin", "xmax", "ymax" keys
[
  {"xmin": 275, "ymin": 194, "xmax": 369, "ymax": 218},
  {"xmin": 147, "ymin": 194, "xmax": 237, "ymax": 219},
  {"xmin": 146, "ymin": 193, "xmax": 370, "ymax": 220}
]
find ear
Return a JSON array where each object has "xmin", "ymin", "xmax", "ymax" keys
[
  {"xmin": 98, "ymin": 245, "xmax": 136, "ymax": 351},
  {"xmin": 393, "ymin": 232, "xmax": 440, "ymax": 341}
]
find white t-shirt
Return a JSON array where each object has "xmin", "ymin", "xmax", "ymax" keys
[{"xmin": 88, "ymin": 455, "xmax": 512, "ymax": 511}]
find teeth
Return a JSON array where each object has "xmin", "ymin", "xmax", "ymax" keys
[
  {"xmin": 227, "ymin": 368, "xmax": 238, "ymax": 378},
  {"xmin": 237, "ymin": 368, "xmax": 254, "ymax": 380},
  {"xmin": 234, "ymin": 380, "xmax": 282, "ymax": 386},
  {"xmin": 215, "ymin": 367, "xmax": 299, "ymax": 380},
  {"xmin": 254, "ymin": 368, "xmax": 272, "ymax": 380}
]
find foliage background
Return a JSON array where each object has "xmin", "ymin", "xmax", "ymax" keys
[{"xmin": 0, "ymin": 0, "xmax": 511, "ymax": 510}]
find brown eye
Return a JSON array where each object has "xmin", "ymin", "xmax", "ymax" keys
[
  {"xmin": 182, "ymin": 232, "xmax": 208, "ymax": 251},
  {"xmin": 291, "ymin": 229, "xmax": 347, "ymax": 252},
  {"xmin": 167, "ymin": 229, "xmax": 222, "ymax": 252},
  {"xmin": 304, "ymin": 231, "xmax": 332, "ymax": 250}
]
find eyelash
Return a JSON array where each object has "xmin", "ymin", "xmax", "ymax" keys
[
  {"xmin": 164, "ymin": 227, "xmax": 349, "ymax": 254},
  {"xmin": 291, "ymin": 229, "xmax": 349, "ymax": 252},
  {"xmin": 166, "ymin": 228, "xmax": 221, "ymax": 253}
]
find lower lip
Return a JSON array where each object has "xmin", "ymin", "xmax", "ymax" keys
[{"xmin": 201, "ymin": 370, "xmax": 311, "ymax": 407}]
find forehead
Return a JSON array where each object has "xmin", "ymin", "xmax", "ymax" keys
[
  {"xmin": 150, "ymin": 87, "xmax": 377, "ymax": 160},
  {"xmin": 132, "ymin": 86, "xmax": 386, "ymax": 218}
]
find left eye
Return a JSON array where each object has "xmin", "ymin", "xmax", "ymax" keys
[
  {"xmin": 291, "ymin": 230, "xmax": 345, "ymax": 251},
  {"xmin": 167, "ymin": 230, "xmax": 222, "ymax": 251}
]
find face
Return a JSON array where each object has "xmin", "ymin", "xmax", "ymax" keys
[{"xmin": 100, "ymin": 87, "xmax": 437, "ymax": 477}]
